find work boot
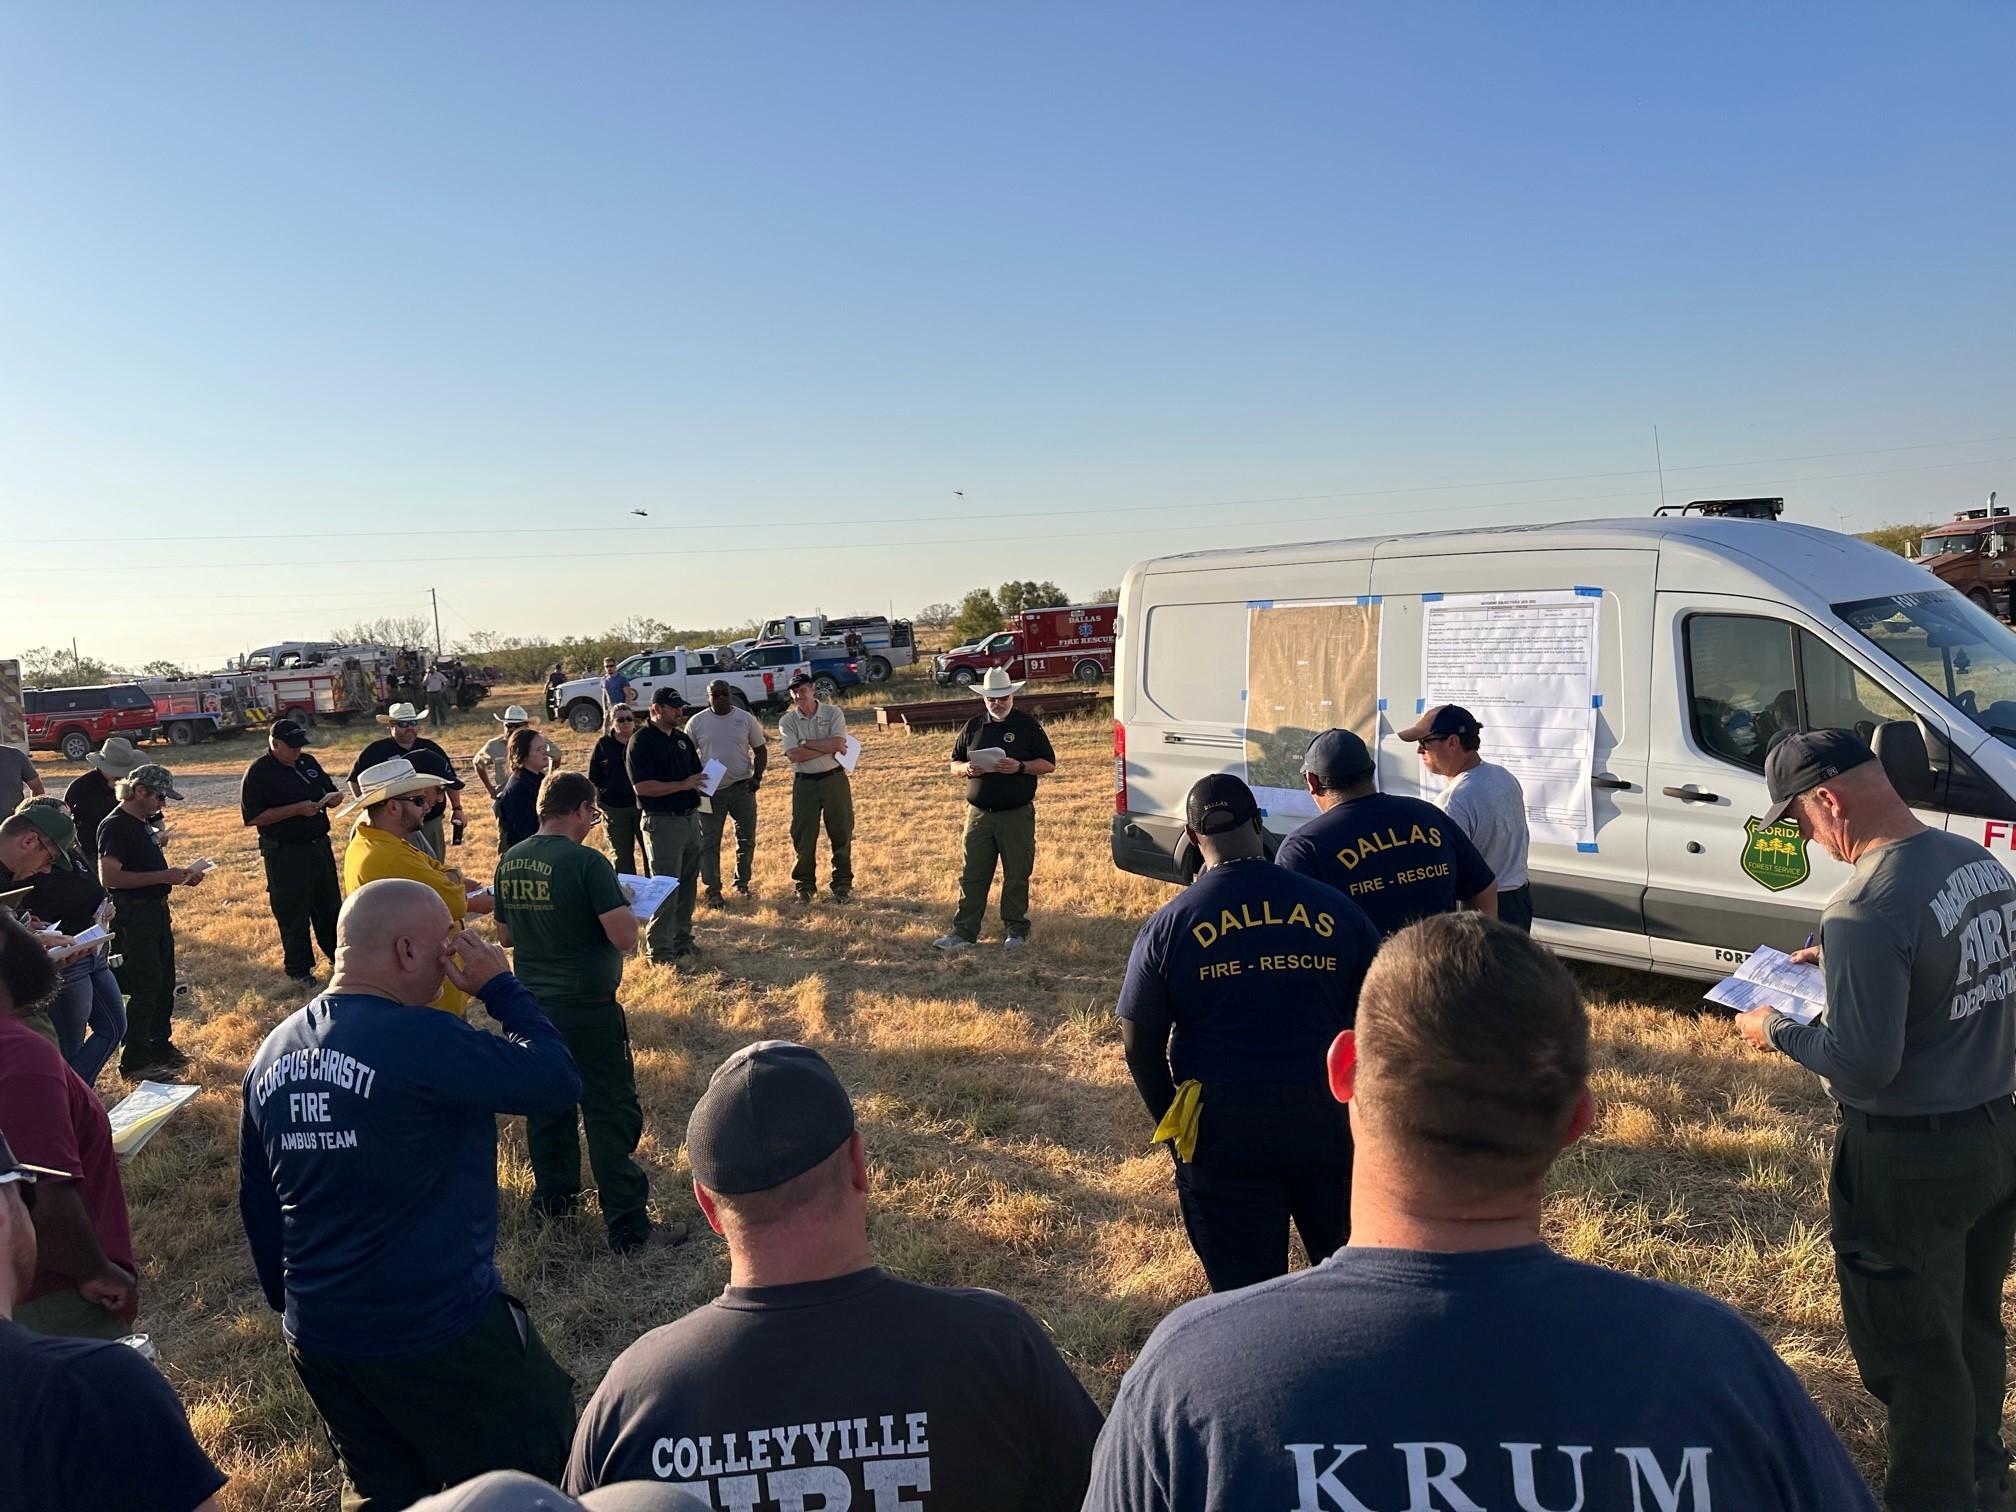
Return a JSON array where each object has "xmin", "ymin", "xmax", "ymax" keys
[
  {"xmin": 611, "ymin": 1218, "xmax": 691, "ymax": 1255},
  {"xmin": 701, "ymin": 890, "xmax": 724, "ymax": 909}
]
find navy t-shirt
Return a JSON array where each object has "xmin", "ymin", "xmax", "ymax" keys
[
  {"xmin": 238, "ymin": 972, "xmax": 581, "ymax": 1357},
  {"xmin": 1084, "ymin": 1244, "xmax": 1875, "ymax": 1512},
  {"xmin": 1114, "ymin": 858, "xmax": 1378, "ymax": 1084},
  {"xmin": 0, "ymin": 1318, "xmax": 228, "ymax": 1512},
  {"xmin": 1275, "ymin": 792, "xmax": 1495, "ymax": 937}
]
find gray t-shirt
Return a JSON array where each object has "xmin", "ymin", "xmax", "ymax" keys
[
  {"xmin": 779, "ymin": 703, "xmax": 847, "ymax": 775},
  {"xmin": 1435, "ymin": 761, "xmax": 1529, "ymax": 889},
  {"xmin": 686, "ymin": 708, "xmax": 768, "ymax": 784},
  {"xmin": 1770, "ymin": 827, "xmax": 2016, "ymax": 1114},
  {"xmin": 0, "ymin": 746, "xmax": 37, "ymax": 820}
]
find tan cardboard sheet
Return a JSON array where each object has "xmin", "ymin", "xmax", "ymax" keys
[{"xmin": 1244, "ymin": 601, "xmax": 1380, "ymax": 799}]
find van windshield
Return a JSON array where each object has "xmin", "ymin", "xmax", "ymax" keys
[{"xmin": 1836, "ymin": 589, "xmax": 2016, "ymax": 746}]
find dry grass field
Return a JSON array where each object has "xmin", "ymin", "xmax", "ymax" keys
[{"xmin": 25, "ymin": 682, "xmax": 1923, "ymax": 1507}]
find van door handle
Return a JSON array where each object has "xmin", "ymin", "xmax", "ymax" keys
[
  {"xmin": 1661, "ymin": 784, "xmax": 1720, "ymax": 803},
  {"xmin": 1592, "ymin": 773, "xmax": 1632, "ymax": 790}
]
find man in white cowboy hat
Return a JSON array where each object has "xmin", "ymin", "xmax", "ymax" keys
[
  {"xmin": 474, "ymin": 706, "xmax": 536, "ymax": 804},
  {"xmin": 936, "ymin": 667, "xmax": 1056, "ymax": 951},
  {"xmin": 340, "ymin": 758, "xmax": 493, "ymax": 1016},
  {"xmin": 352, "ymin": 702, "xmax": 466, "ymax": 859},
  {"xmin": 240, "ymin": 719, "xmax": 344, "ymax": 985},
  {"xmin": 60, "ymin": 736, "xmax": 144, "ymax": 866}
]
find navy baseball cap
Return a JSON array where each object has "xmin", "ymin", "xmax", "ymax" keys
[
  {"xmin": 1761, "ymin": 729, "xmax": 1876, "ymax": 827},
  {"xmin": 687, "ymin": 1041, "xmax": 856, "ymax": 1195},
  {"xmin": 1396, "ymin": 703, "xmax": 1480, "ymax": 744},
  {"xmin": 1186, "ymin": 773, "xmax": 1260, "ymax": 836},
  {"xmin": 788, "ymin": 670, "xmax": 816, "ymax": 689},
  {"xmin": 1302, "ymin": 728, "xmax": 1375, "ymax": 787},
  {"xmin": 270, "ymin": 718, "xmax": 315, "ymax": 748}
]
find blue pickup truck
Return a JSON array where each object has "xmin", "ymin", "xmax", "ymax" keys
[{"xmin": 730, "ymin": 640, "xmax": 865, "ymax": 699}]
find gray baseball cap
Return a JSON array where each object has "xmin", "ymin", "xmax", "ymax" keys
[
  {"xmin": 126, "ymin": 764, "xmax": 184, "ymax": 801},
  {"xmin": 1302, "ymin": 729, "xmax": 1375, "ymax": 787}
]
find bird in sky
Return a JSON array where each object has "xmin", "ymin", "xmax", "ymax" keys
[
  {"xmin": 630, "ymin": 509, "xmax": 649, "ymax": 517},
  {"xmin": 952, "ymin": 490, "xmax": 964, "ymax": 497}
]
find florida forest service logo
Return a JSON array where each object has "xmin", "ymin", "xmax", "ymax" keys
[{"xmin": 1741, "ymin": 816, "xmax": 1810, "ymax": 892}]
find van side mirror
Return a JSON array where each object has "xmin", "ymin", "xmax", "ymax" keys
[{"xmin": 1872, "ymin": 720, "xmax": 1936, "ymax": 807}]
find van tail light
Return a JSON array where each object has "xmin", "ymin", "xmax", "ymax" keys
[{"xmin": 1113, "ymin": 721, "xmax": 1127, "ymax": 814}]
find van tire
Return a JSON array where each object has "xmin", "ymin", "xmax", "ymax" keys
[
  {"xmin": 566, "ymin": 700, "xmax": 604, "ymax": 734},
  {"xmin": 865, "ymin": 656, "xmax": 893, "ymax": 684},
  {"xmin": 950, "ymin": 667, "xmax": 979, "ymax": 686},
  {"xmin": 1073, "ymin": 659, "xmax": 1103, "ymax": 683},
  {"xmin": 59, "ymin": 730, "xmax": 92, "ymax": 763}
]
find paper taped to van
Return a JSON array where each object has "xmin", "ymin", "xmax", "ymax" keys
[
  {"xmin": 1245, "ymin": 599, "xmax": 1381, "ymax": 818},
  {"xmin": 1704, "ymin": 946, "xmax": 1826, "ymax": 1023}
]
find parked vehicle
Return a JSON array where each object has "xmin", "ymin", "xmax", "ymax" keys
[
  {"xmin": 25, "ymin": 683, "xmax": 161, "ymax": 761},
  {"xmin": 933, "ymin": 604, "xmax": 1117, "ymax": 687},
  {"xmin": 757, "ymin": 614, "xmax": 916, "ymax": 683},
  {"xmin": 1113, "ymin": 505, "xmax": 2016, "ymax": 981},
  {"xmin": 138, "ymin": 675, "xmax": 262, "ymax": 746},
  {"xmin": 552, "ymin": 649, "xmax": 791, "ymax": 733},
  {"xmin": 733, "ymin": 640, "xmax": 863, "ymax": 700},
  {"xmin": 1915, "ymin": 495, "xmax": 2012, "ymax": 618}
]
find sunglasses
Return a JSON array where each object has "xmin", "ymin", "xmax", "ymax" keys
[
  {"xmin": 1413, "ymin": 735, "xmax": 1455, "ymax": 751},
  {"xmin": 614, "ymin": 716, "xmax": 635, "ymax": 725}
]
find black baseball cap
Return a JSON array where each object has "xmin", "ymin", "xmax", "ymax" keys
[
  {"xmin": 1761, "ymin": 729, "xmax": 1876, "ymax": 827},
  {"xmin": 687, "ymin": 1041, "xmax": 856, "ymax": 1196},
  {"xmin": 1396, "ymin": 703, "xmax": 1480, "ymax": 744},
  {"xmin": 270, "ymin": 718, "xmax": 315, "ymax": 748},
  {"xmin": 1186, "ymin": 773, "xmax": 1261, "ymax": 836},
  {"xmin": 1302, "ymin": 728, "xmax": 1375, "ymax": 787},
  {"xmin": 787, "ymin": 670, "xmax": 816, "ymax": 689},
  {"xmin": 650, "ymin": 687, "xmax": 688, "ymax": 708}
]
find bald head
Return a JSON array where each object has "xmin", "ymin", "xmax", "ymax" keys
[{"xmin": 330, "ymin": 880, "xmax": 453, "ymax": 1005}]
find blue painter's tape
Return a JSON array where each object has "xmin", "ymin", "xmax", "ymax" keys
[
  {"xmin": 1376, "ymin": 698, "xmax": 1388, "ymax": 710},
  {"xmin": 1574, "ymin": 585, "xmax": 1602, "ymax": 597},
  {"xmin": 1248, "ymin": 598, "xmax": 1274, "ymax": 609},
  {"xmin": 1576, "ymin": 842, "xmax": 1600, "ymax": 853},
  {"xmin": 1257, "ymin": 808, "xmax": 1269, "ymax": 819},
  {"xmin": 1592, "ymin": 694, "xmax": 1603, "ymax": 708},
  {"xmin": 1358, "ymin": 594, "xmax": 1382, "ymax": 606},
  {"xmin": 1240, "ymin": 689, "xmax": 1248, "ymax": 701},
  {"xmin": 1415, "ymin": 698, "xmax": 1426, "ymax": 712},
  {"xmin": 1421, "ymin": 592, "xmax": 1444, "ymax": 603}
]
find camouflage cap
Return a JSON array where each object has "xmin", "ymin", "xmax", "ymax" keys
[{"xmin": 126, "ymin": 764, "xmax": 184, "ymax": 801}]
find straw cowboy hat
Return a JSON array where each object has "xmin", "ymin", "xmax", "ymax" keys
[
  {"xmin": 376, "ymin": 701, "xmax": 429, "ymax": 726},
  {"xmin": 85, "ymin": 737, "xmax": 148, "ymax": 778},
  {"xmin": 338, "ymin": 757, "xmax": 448, "ymax": 817},
  {"xmin": 970, "ymin": 667, "xmax": 1025, "ymax": 697},
  {"xmin": 494, "ymin": 705, "xmax": 534, "ymax": 726}
]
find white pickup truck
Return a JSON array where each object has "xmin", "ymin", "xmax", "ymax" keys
[
  {"xmin": 551, "ymin": 648, "xmax": 799, "ymax": 733},
  {"xmin": 757, "ymin": 614, "xmax": 916, "ymax": 683}
]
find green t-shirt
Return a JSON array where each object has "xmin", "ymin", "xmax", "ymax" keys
[{"xmin": 494, "ymin": 834, "xmax": 631, "ymax": 1007}]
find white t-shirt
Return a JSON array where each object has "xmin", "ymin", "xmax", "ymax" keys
[
  {"xmin": 685, "ymin": 707, "xmax": 769, "ymax": 784},
  {"xmin": 1436, "ymin": 760, "xmax": 1530, "ymax": 890}
]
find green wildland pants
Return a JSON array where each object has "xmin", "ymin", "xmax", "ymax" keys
[
  {"xmin": 642, "ymin": 810, "xmax": 702, "ymax": 956},
  {"xmin": 701, "ymin": 779, "xmax": 759, "ymax": 893},
  {"xmin": 526, "ymin": 999, "xmax": 649, "ymax": 1247},
  {"xmin": 790, "ymin": 771, "xmax": 854, "ymax": 898},
  {"xmin": 289, "ymin": 1292, "xmax": 574, "ymax": 1512},
  {"xmin": 1831, "ymin": 1100, "xmax": 2016, "ymax": 1512},
  {"xmin": 952, "ymin": 802, "xmax": 1036, "ymax": 942},
  {"xmin": 111, "ymin": 896, "xmax": 176, "ymax": 1073},
  {"xmin": 263, "ymin": 837, "xmax": 341, "ymax": 978},
  {"xmin": 604, "ymin": 805, "xmax": 643, "ymax": 878},
  {"xmin": 427, "ymin": 692, "xmax": 453, "ymax": 726}
]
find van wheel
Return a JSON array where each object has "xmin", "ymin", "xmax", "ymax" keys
[
  {"xmin": 1073, "ymin": 659, "xmax": 1103, "ymax": 683},
  {"xmin": 59, "ymin": 730, "xmax": 92, "ymax": 762},
  {"xmin": 950, "ymin": 667, "xmax": 978, "ymax": 686},
  {"xmin": 865, "ymin": 656, "xmax": 893, "ymax": 684},
  {"xmin": 567, "ymin": 700, "xmax": 604, "ymax": 734},
  {"xmin": 166, "ymin": 720, "xmax": 196, "ymax": 747}
]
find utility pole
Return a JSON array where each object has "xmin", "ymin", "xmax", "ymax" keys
[{"xmin": 430, "ymin": 588, "xmax": 443, "ymax": 659}]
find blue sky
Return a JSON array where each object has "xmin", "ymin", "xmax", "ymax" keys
[{"xmin": 3, "ymin": 3, "xmax": 2011, "ymax": 667}]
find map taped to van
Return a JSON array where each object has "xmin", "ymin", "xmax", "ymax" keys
[{"xmin": 1244, "ymin": 600, "xmax": 1381, "ymax": 818}]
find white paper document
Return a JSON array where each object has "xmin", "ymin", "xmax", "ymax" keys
[
  {"xmin": 617, "ymin": 872, "xmax": 679, "ymax": 922},
  {"xmin": 43, "ymin": 923, "xmax": 110, "ymax": 955},
  {"xmin": 967, "ymin": 746, "xmax": 1011, "ymax": 773},
  {"xmin": 838, "ymin": 736, "xmax": 862, "ymax": 774},
  {"xmin": 1704, "ymin": 946, "xmax": 1826, "ymax": 1024},
  {"xmin": 108, "ymin": 1081, "xmax": 201, "ymax": 1160},
  {"xmin": 186, "ymin": 857, "xmax": 217, "ymax": 875},
  {"xmin": 697, "ymin": 759, "xmax": 728, "ymax": 797},
  {"xmin": 1420, "ymin": 589, "xmax": 1602, "ymax": 847}
]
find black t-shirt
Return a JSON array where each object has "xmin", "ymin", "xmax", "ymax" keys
[
  {"xmin": 494, "ymin": 770, "xmax": 543, "ymax": 852},
  {"xmin": 99, "ymin": 809, "xmax": 171, "ymax": 903},
  {"xmin": 627, "ymin": 722, "xmax": 701, "ymax": 816},
  {"xmin": 588, "ymin": 734, "xmax": 637, "ymax": 808},
  {"xmin": 62, "ymin": 770, "xmax": 117, "ymax": 863},
  {"xmin": 21, "ymin": 856, "xmax": 107, "ymax": 934},
  {"xmin": 352, "ymin": 736, "xmax": 462, "ymax": 821},
  {"xmin": 566, "ymin": 1267, "xmax": 1104, "ymax": 1510},
  {"xmin": 240, "ymin": 751, "xmax": 338, "ymax": 846},
  {"xmin": 1115, "ymin": 858, "xmax": 1379, "ymax": 1084},
  {"xmin": 0, "ymin": 1318, "xmax": 228, "ymax": 1512},
  {"xmin": 1276, "ymin": 792, "xmax": 1496, "ymax": 938},
  {"xmin": 951, "ymin": 709, "xmax": 1056, "ymax": 811}
]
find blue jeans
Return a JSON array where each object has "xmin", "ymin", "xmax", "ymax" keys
[{"xmin": 50, "ymin": 955, "xmax": 126, "ymax": 1088}]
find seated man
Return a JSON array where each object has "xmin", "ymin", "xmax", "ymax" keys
[
  {"xmin": 0, "ymin": 1128, "xmax": 226, "ymax": 1511},
  {"xmin": 1085, "ymin": 913, "xmax": 1878, "ymax": 1511},
  {"xmin": 566, "ymin": 1041, "xmax": 1105, "ymax": 1508}
]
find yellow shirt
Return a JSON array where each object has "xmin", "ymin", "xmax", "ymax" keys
[{"xmin": 341, "ymin": 822, "xmax": 470, "ymax": 1015}]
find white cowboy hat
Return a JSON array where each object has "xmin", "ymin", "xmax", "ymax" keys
[
  {"xmin": 337, "ymin": 757, "xmax": 448, "ymax": 817},
  {"xmin": 494, "ymin": 705, "xmax": 534, "ymax": 725},
  {"xmin": 970, "ymin": 667, "xmax": 1024, "ymax": 697},
  {"xmin": 376, "ymin": 702, "xmax": 429, "ymax": 726},
  {"xmin": 85, "ymin": 736, "xmax": 148, "ymax": 777}
]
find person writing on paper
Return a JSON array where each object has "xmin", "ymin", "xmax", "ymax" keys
[
  {"xmin": 1115, "ymin": 774, "xmax": 1378, "ymax": 1292},
  {"xmin": 494, "ymin": 727, "xmax": 555, "ymax": 853},
  {"xmin": 1732, "ymin": 730, "xmax": 2016, "ymax": 1512},
  {"xmin": 240, "ymin": 718, "xmax": 345, "ymax": 985},
  {"xmin": 341, "ymin": 758, "xmax": 493, "ymax": 1016},
  {"xmin": 97, "ymin": 763, "xmax": 205, "ymax": 1083},
  {"xmin": 1401, "ymin": 703, "xmax": 1533, "ymax": 932},
  {"xmin": 495, "ymin": 772, "xmax": 685, "ymax": 1254},
  {"xmin": 937, "ymin": 667, "xmax": 1055, "ymax": 951},
  {"xmin": 240, "ymin": 880, "xmax": 583, "ymax": 1508},
  {"xmin": 0, "ymin": 1127, "xmax": 229, "ymax": 1510},
  {"xmin": 778, "ymin": 670, "xmax": 854, "ymax": 905},
  {"xmin": 687, "ymin": 680, "xmax": 768, "ymax": 907},
  {"xmin": 626, "ymin": 688, "xmax": 706, "ymax": 964},
  {"xmin": 9, "ymin": 801, "xmax": 125, "ymax": 1087},
  {"xmin": 0, "ymin": 906, "xmax": 142, "ymax": 1341},
  {"xmin": 589, "ymin": 705, "xmax": 644, "ymax": 877},
  {"xmin": 1087, "ymin": 915, "xmax": 1877, "ymax": 1512}
]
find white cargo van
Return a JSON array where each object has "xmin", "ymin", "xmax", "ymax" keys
[{"xmin": 1112, "ymin": 513, "xmax": 2016, "ymax": 979}]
